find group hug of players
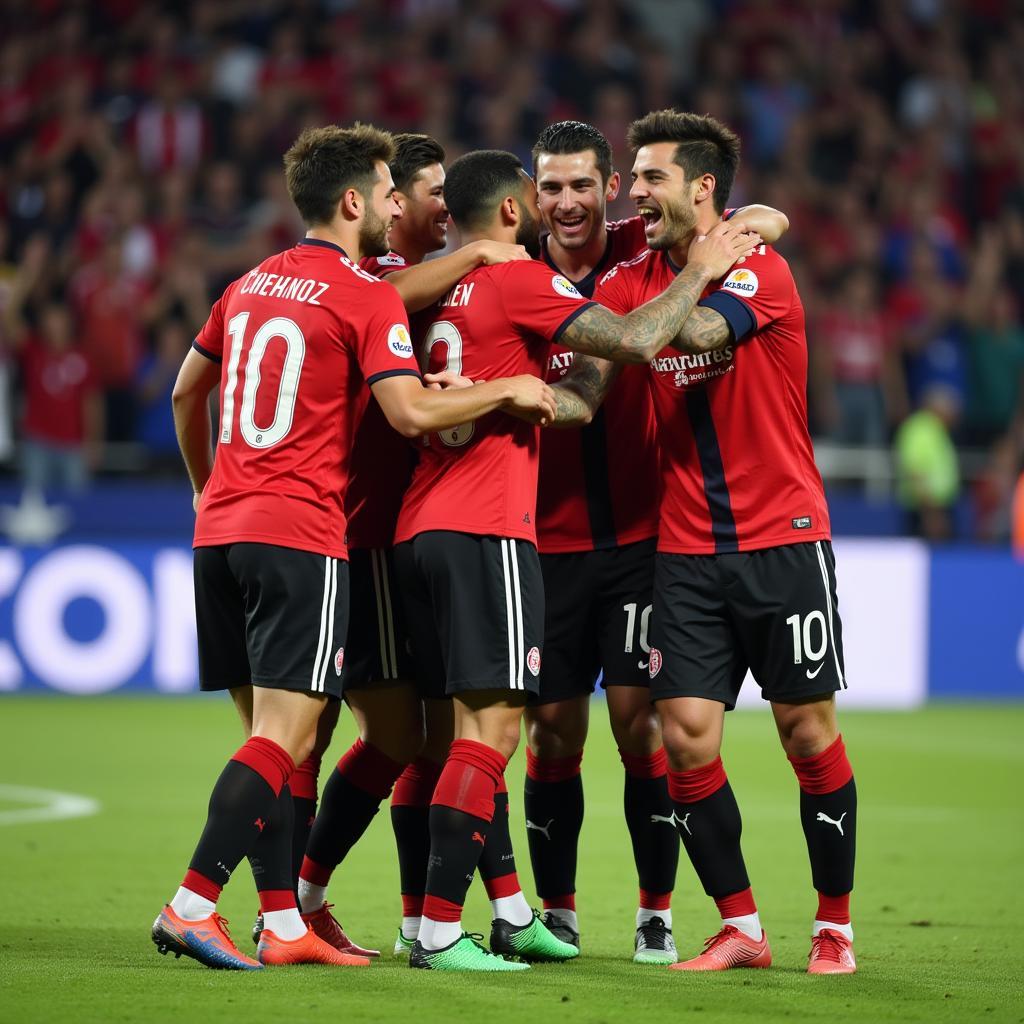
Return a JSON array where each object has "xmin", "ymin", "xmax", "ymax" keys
[{"xmin": 152, "ymin": 109, "xmax": 859, "ymax": 976}]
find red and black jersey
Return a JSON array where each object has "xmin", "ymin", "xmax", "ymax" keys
[
  {"xmin": 192, "ymin": 238, "xmax": 420, "ymax": 558},
  {"xmin": 344, "ymin": 251, "xmax": 423, "ymax": 550},
  {"xmin": 594, "ymin": 243, "xmax": 830, "ymax": 555},
  {"xmin": 395, "ymin": 260, "xmax": 596, "ymax": 546},
  {"xmin": 536, "ymin": 216, "xmax": 661, "ymax": 553}
]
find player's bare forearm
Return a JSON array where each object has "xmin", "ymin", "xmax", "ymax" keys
[
  {"xmin": 551, "ymin": 356, "xmax": 619, "ymax": 427},
  {"xmin": 372, "ymin": 373, "xmax": 555, "ymax": 437},
  {"xmin": 171, "ymin": 348, "xmax": 220, "ymax": 497},
  {"xmin": 561, "ymin": 262, "xmax": 714, "ymax": 364},
  {"xmin": 386, "ymin": 241, "xmax": 527, "ymax": 313},
  {"xmin": 669, "ymin": 305, "xmax": 732, "ymax": 355},
  {"xmin": 732, "ymin": 204, "xmax": 788, "ymax": 244}
]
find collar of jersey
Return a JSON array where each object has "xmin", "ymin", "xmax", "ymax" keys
[
  {"xmin": 664, "ymin": 252, "xmax": 683, "ymax": 276},
  {"xmin": 298, "ymin": 237, "xmax": 349, "ymax": 258}
]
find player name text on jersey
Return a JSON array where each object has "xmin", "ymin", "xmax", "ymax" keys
[{"xmin": 239, "ymin": 271, "xmax": 330, "ymax": 305}]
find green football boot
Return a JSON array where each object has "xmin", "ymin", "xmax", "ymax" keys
[
  {"xmin": 490, "ymin": 910, "xmax": 581, "ymax": 963},
  {"xmin": 408, "ymin": 932, "xmax": 530, "ymax": 971},
  {"xmin": 394, "ymin": 929, "xmax": 415, "ymax": 956}
]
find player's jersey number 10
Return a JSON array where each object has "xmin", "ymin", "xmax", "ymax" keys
[{"xmin": 220, "ymin": 311, "xmax": 305, "ymax": 449}]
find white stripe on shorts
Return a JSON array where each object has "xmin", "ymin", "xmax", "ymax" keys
[
  {"xmin": 509, "ymin": 540, "xmax": 524, "ymax": 691},
  {"xmin": 814, "ymin": 541, "xmax": 845, "ymax": 689},
  {"xmin": 500, "ymin": 540, "xmax": 517, "ymax": 689},
  {"xmin": 311, "ymin": 555, "xmax": 333, "ymax": 691},
  {"xmin": 315, "ymin": 557, "xmax": 339, "ymax": 693}
]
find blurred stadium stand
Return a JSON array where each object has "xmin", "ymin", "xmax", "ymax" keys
[{"xmin": 1, "ymin": 0, "xmax": 1022, "ymax": 543}]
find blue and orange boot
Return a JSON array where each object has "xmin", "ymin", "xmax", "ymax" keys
[{"xmin": 152, "ymin": 905, "xmax": 263, "ymax": 970}]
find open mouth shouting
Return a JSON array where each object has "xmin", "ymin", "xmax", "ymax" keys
[{"xmin": 638, "ymin": 203, "xmax": 662, "ymax": 236}]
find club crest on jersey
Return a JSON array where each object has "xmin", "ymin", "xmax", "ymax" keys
[
  {"xmin": 387, "ymin": 323, "xmax": 414, "ymax": 358},
  {"xmin": 527, "ymin": 646, "xmax": 542, "ymax": 677},
  {"xmin": 551, "ymin": 275, "xmax": 583, "ymax": 299},
  {"xmin": 722, "ymin": 268, "xmax": 759, "ymax": 297},
  {"xmin": 334, "ymin": 647, "xmax": 345, "ymax": 676},
  {"xmin": 648, "ymin": 648, "xmax": 663, "ymax": 678}
]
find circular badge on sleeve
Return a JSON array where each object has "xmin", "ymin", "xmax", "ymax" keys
[{"xmin": 387, "ymin": 324, "xmax": 414, "ymax": 358}]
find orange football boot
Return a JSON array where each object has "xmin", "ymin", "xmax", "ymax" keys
[
  {"xmin": 669, "ymin": 924, "xmax": 772, "ymax": 971},
  {"xmin": 257, "ymin": 925, "xmax": 373, "ymax": 966},
  {"xmin": 807, "ymin": 929, "xmax": 856, "ymax": 974},
  {"xmin": 152, "ymin": 905, "xmax": 262, "ymax": 970}
]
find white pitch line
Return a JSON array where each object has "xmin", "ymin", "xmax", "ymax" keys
[{"xmin": 0, "ymin": 784, "xmax": 100, "ymax": 826}]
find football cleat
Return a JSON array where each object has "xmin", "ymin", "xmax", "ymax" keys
[
  {"xmin": 394, "ymin": 929, "xmax": 416, "ymax": 956},
  {"xmin": 257, "ymin": 926, "xmax": 372, "ymax": 966},
  {"xmin": 633, "ymin": 915, "xmax": 678, "ymax": 964},
  {"xmin": 541, "ymin": 910, "xmax": 580, "ymax": 951},
  {"xmin": 409, "ymin": 933, "xmax": 530, "ymax": 971},
  {"xmin": 807, "ymin": 929, "xmax": 856, "ymax": 974},
  {"xmin": 152, "ymin": 905, "xmax": 262, "ymax": 971},
  {"xmin": 669, "ymin": 924, "xmax": 771, "ymax": 971},
  {"xmin": 490, "ymin": 910, "xmax": 580, "ymax": 962},
  {"xmin": 302, "ymin": 902, "xmax": 380, "ymax": 957}
]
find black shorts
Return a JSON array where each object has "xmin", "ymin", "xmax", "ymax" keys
[
  {"xmin": 394, "ymin": 531, "xmax": 544, "ymax": 699},
  {"xmin": 648, "ymin": 540, "xmax": 847, "ymax": 709},
  {"xmin": 194, "ymin": 543, "xmax": 349, "ymax": 699},
  {"xmin": 341, "ymin": 547, "xmax": 414, "ymax": 693},
  {"xmin": 535, "ymin": 538, "xmax": 656, "ymax": 705}
]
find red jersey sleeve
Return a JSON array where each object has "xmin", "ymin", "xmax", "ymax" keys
[
  {"xmin": 351, "ymin": 281, "xmax": 422, "ymax": 385},
  {"xmin": 500, "ymin": 261, "xmax": 597, "ymax": 343},
  {"xmin": 193, "ymin": 288, "xmax": 230, "ymax": 362},
  {"xmin": 697, "ymin": 246, "xmax": 795, "ymax": 342},
  {"xmin": 360, "ymin": 251, "xmax": 409, "ymax": 278},
  {"xmin": 593, "ymin": 253, "xmax": 646, "ymax": 315}
]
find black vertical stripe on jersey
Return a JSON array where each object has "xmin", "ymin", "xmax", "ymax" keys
[
  {"xmin": 684, "ymin": 388, "xmax": 738, "ymax": 553},
  {"xmin": 580, "ymin": 407, "xmax": 618, "ymax": 550}
]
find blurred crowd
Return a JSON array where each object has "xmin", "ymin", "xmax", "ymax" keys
[{"xmin": 0, "ymin": 0, "xmax": 1022, "ymax": 543}]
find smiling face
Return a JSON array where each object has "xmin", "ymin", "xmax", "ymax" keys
[
  {"xmin": 535, "ymin": 150, "xmax": 617, "ymax": 252},
  {"xmin": 629, "ymin": 142, "xmax": 698, "ymax": 251},
  {"xmin": 398, "ymin": 162, "xmax": 449, "ymax": 253},
  {"xmin": 359, "ymin": 160, "xmax": 403, "ymax": 257}
]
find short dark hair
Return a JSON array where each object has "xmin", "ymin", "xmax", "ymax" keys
[
  {"xmin": 283, "ymin": 123, "xmax": 395, "ymax": 226},
  {"xmin": 390, "ymin": 133, "xmax": 446, "ymax": 193},
  {"xmin": 627, "ymin": 110, "xmax": 740, "ymax": 214},
  {"xmin": 443, "ymin": 150, "xmax": 527, "ymax": 231},
  {"xmin": 532, "ymin": 121, "xmax": 613, "ymax": 183}
]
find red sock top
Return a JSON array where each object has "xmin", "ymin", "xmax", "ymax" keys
[
  {"xmin": 432, "ymin": 740, "xmax": 506, "ymax": 820},
  {"xmin": 337, "ymin": 738, "xmax": 406, "ymax": 800},
  {"xmin": 619, "ymin": 747, "xmax": 668, "ymax": 779},
  {"xmin": 667, "ymin": 756, "xmax": 727, "ymax": 804},
  {"xmin": 289, "ymin": 756, "xmax": 322, "ymax": 801},
  {"xmin": 448, "ymin": 739, "xmax": 507, "ymax": 786},
  {"xmin": 525, "ymin": 748, "xmax": 583, "ymax": 783},
  {"xmin": 788, "ymin": 735, "xmax": 853, "ymax": 795},
  {"xmin": 230, "ymin": 736, "xmax": 295, "ymax": 797},
  {"xmin": 392, "ymin": 757, "xmax": 444, "ymax": 807}
]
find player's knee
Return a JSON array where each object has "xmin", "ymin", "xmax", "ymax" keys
[
  {"xmin": 609, "ymin": 703, "xmax": 661, "ymax": 756},
  {"xmin": 527, "ymin": 709, "xmax": 586, "ymax": 759},
  {"xmin": 659, "ymin": 714, "xmax": 720, "ymax": 770},
  {"xmin": 777, "ymin": 710, "xmax": 837, "ymax": 760}
]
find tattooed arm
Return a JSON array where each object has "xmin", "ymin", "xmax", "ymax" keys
[
  {"xmin": 669, "ymin": 306, "xmax": 733, "ymax": 355},
  {"xmin": 558, "ymin": 220, "xmax": 758, "ymax": 364},
  {"xmin": 551, "ymin": 356, "xmax": 621, "ymax": 427}
]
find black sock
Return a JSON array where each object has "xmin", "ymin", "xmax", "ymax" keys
[
  {"xmin": 478, "ymin": 785, "xmax": 519, "ymax": 892},
  {"xmin": 623, "ymin": 771, "xmax": 679, "ymax": 899},
  {"xmin": 249, "ymin": 784, "xmax": 295, "ymax": 896},
  {"xmin": 304, "ymin": 770, "xmax": 384, "ymax": 873},
  {"xmin": 290, "ymin": 796, "xmax": 317, "ymax": 893},
  {"xmin": 423, "ymin": 804, "xmax": 490, "ymax": 908},
  {"xmin": 523, "ymin": 757, "xmax": 584, "ymax": 903},
  {"xmin": 391, "ymin": 803, "xmax": 431, "ymax": 910},
  {"xmin": 188, "ymin": 758, "xmax": 287, "ymax": 889},
  {"xmin": 668, "ymin": 764, "xmax": 750, "ymax": 900},
  {"xmin": 800, "ymin": 778, "xmax": 857, "ymax": 896}
]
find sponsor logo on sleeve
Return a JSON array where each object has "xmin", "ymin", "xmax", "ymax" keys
[
  {"xmin": 551, "ymin": 275, "xmax": 583, "ymax": 299},
  {"xmin": 527, "ymin": 646, "xmax": 542, "ymax": 677},
  {"xmin": 387, "ymin": 324, "xmax": 414, "ymax": 358},
  {"xmin": 722, "ymin": 268, "xmax": 759, "ymax": 297}
]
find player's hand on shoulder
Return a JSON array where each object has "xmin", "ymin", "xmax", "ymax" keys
[
  {"xmin": 471, "ymin": 240, "xmax": 532, "ymax": 266},
  {"xmin": 688, "ymin": 219, "xmax": 762, "ymax": 280},
  {"xmin": 424, "ymin": 370, "xmax": 479, "ymax": 391},
  {"xmin": 501, "ymin": 375, "xmax": 557, "ymax": 426}
]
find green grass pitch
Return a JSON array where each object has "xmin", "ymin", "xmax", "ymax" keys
[{"xmin": 1, "ymin": 697, "xmax": 1022, "ymax": 1024}]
